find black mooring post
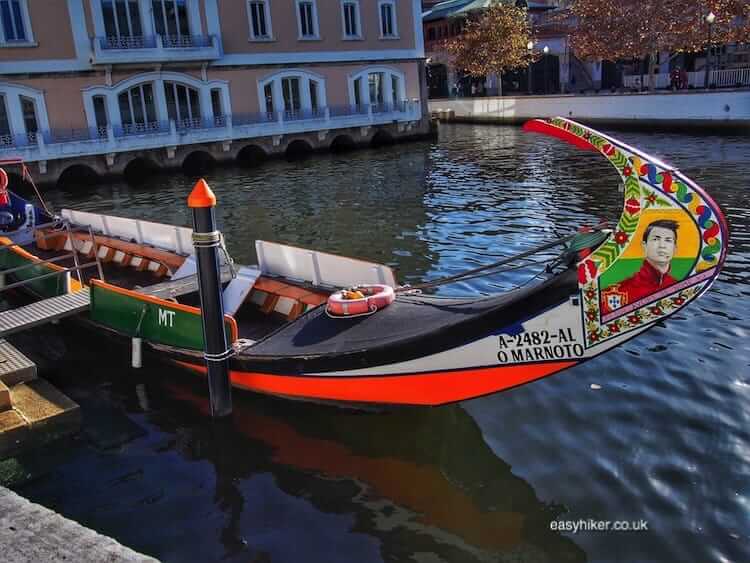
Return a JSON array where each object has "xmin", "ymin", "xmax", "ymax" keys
[{"xmin": 188, "ymin": 178, "xmax": 232, "ymax": 417}]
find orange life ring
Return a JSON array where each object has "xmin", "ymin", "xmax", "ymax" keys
[{"xmin": 326, "ymin": 284, "xmax": 395, "ymax": 317}]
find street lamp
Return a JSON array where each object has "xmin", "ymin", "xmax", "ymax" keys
[
  {"xmin": 527, "ymin": 41, "xmax": 534, "ymax": 94},
  {"xmin": 704, "ymin": 11, "xmax": 716, "ymax": 89},
  {"xmin": 543, "ymin": 45, "xmax": 550, "ymax": 94}
]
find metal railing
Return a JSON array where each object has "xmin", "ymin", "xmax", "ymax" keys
[
  {"xmin": 46, "ymin": 127, "xmax": 103, "ymax": 144},
  {"xmin": 162, "ymin": 34, "xmax": 212, "ymax": 48},
  {"xmin": 115, "ymin": 120, "xmax": 170, "ymax": 137},
  {"xmin": 712, "ymin": 67, "xmax": 750, "ymax": 87},
  {"xmin": 99, "ymin": 35, "xmax": 157, "ymax": 50},
  {"xmin": 97, "ymin": 34, "xmax": 212, "ymax": 51},
  {"xmin": 623, "ymin": 67, "xmax": 750, "ymax": 89},
  {"xmin": 0, "ymin": 102, "xmax": 420, "ymax": 152},
  {"xmin": 371, "ymin": 102, "xmax": 396, "ymax": 114},
  {"xmin": 175, "ymin": 117, "xmax": 203, "ymax": 131},
  {"xmin": 328, "ymin": 104, "xmax": 369, "ymax": 117},
  {"xmin": 0, "ymin": 132, "xmax": 38, "ymax": 148},
  {"xmin": 0, "ymin": 221, "xmax": 104, "ymax": 293},
  {"xmin": 233, "ymin": 112, "xmax": 276, "ymax": 126},
  {"xmin": 283, "ymin": 108, "xmax": 326, "ymax": 121}
]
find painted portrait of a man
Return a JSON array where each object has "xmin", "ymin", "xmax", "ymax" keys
[{"xmin": 601, "ymin": 219, "xmax": 679, "ymax": 314}]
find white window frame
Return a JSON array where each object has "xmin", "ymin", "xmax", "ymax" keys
[
  {"xmin": 0, "ymin": 82, "xmax": 50, "ymax": 140},
  {"xmin": 152, "ymin": 0, "xmax": 201, "ymax": 39},
  {"xmin": 101, "ymin": 0, "xmax": 143, "ymax": 38},
  {"xmin": 348, "ymin": 66, "xmax": 406, "ymax": 107},
  {"xmin": 295, "ymin": 0, "xmax": 319, "ymax": 40},
  {"xmin": 91, "ymin": 0, "xmax": 202, "ymax": 43},
  {"xmin": 340, "ymin": 0, "xmax": 361, "ymax": 40},
  {"xmin": 246, "ymin": 0, "xmax": 272, "ymax": 41},
  {"xmin": 257, "ymin": 69, "xmax": 327, "ymax": 115},
  {"xmin": 82, "ymin": 71, "xmax": 230, "ymax": 132},
  {"xmin": 377, "ymin": 0, "xmax": 398, "ymax": 39},
  {"xmin": 0, "ymin": 94, "xmax": 11, "ymax": 137},
  {"xmin": 0, "ymin": 0, "xmax": 35, "ymax": 45}
]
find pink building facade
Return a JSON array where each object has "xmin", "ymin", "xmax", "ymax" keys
[{"xmin": 0, "ymin": 0, "xmax": 428, "ymax": 182}]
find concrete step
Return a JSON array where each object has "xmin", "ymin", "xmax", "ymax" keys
[
  {"xmin": 0, "ymin": 379, "xmax": 81, "ymax": 460},
  {"xmin": 0, "ymin": 339, "xmax": 37, "ymax": 386},
  {"xmin": 11, "ymin": 378, "xmax": 80, "ymax": 430}
]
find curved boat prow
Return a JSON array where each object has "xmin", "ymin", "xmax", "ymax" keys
[{"xmin": 523, "ymin": 117, "xmax": 728, "ymax": 348}]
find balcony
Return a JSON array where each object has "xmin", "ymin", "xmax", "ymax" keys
[
  {"xmin": 92, "ymin": 34, "xmax": 220, "ymax": 65},
  {"xmin": 0, "ymin": 101, "xmax": 423, "ymax": 163}
]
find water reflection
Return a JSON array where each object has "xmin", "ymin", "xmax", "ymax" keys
[
  {"xmin": 175, "ymin": 384, "xmax": 585, "ymax": 562},
  {"xmin": 12, "ymin": 344, "xmax": 584, "ymax": 562}
]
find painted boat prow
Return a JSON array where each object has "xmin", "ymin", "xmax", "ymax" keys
[{"xmin": 523, "ymin": 117, "xmax": 728, "ymax": 347}]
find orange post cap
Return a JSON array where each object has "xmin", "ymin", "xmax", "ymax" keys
[{"xmin": 187, "ymin": 178, "xmax": 216, "ymax": 208}]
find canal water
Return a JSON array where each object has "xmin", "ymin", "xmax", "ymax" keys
[{"xmin": 3, "ymin": 123, "xmax": 748, "ymax": 562}]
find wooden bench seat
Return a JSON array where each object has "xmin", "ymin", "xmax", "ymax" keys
[
  {"xmin": 250, "ymin": 277, "xmax": 328, "ymax": 321},
  {"xmin": 35, "ymin": 229, "xmax": 187, "ymax": 278}
]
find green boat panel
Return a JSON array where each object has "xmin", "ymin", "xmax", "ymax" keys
[
  {"xmin": 90, "ymin": 279, "xmax": 237, "ymax": 351},
  {"xmin": 0, "ymin": 245, "xmax": 70, "ymax": 297}
]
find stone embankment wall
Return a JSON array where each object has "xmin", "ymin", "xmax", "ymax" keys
[{"xmin": 429, "ymin": 90, "xmax": 750, "ymax": 130}]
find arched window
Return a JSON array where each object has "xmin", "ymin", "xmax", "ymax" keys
[
  {"xmin": 19, "ymin": 96, "xmax": 38, "ymax": 142},
  {"xmin": 92, "ymin": 95, "xmax": 109, "ymax": 137},
  {"xmin": 164, "ymin": 81, "xmax": 201, "ymax": 128},
  {"xmin": 348, "ymin": 67, "xmax": 406, "ymax": 111},
  {"xmin": 83, "ymin": 72, "xmax": 230, "ymax": 135},
  {"xmin": 117, "ymin": 83, "xmax": 158, "ymax": 135},
  {"xmin": 258, "ymin": 70, "xmax": 326, "ymax": 119},
  {"xmin": 0, "ymin": 82, "xmax": 49, "ymax": 147}
]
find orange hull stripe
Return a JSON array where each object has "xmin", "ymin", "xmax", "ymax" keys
[{"xmin": 174, "ymin": 361, "xmax": 577, "ymax": 405}]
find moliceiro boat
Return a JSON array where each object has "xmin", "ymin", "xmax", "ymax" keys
[{"xmin": 0, "ymin": 118, "xmax": 728, "ymax": 406}]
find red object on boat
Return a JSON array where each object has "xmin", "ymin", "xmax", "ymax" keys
[
  {"xmin": 327, "ymin": 284, "xmax": 395, "ymax": 316},
  {"xmin": 0, "ymin": 168, "xmax": 9, "ymax": 206}
]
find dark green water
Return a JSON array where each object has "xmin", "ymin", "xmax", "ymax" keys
[{"xmin": 4, "ymin": 123, "xmax": 749, "ymax": 562}]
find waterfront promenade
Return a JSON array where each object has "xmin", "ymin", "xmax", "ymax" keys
[
  {"xmin": 1, "ymin": 486, "xmax": 157, "ymax": 562},
  {"xmin": 429, "ymin": 89, "xmax": 750, "ymax": 129}
]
